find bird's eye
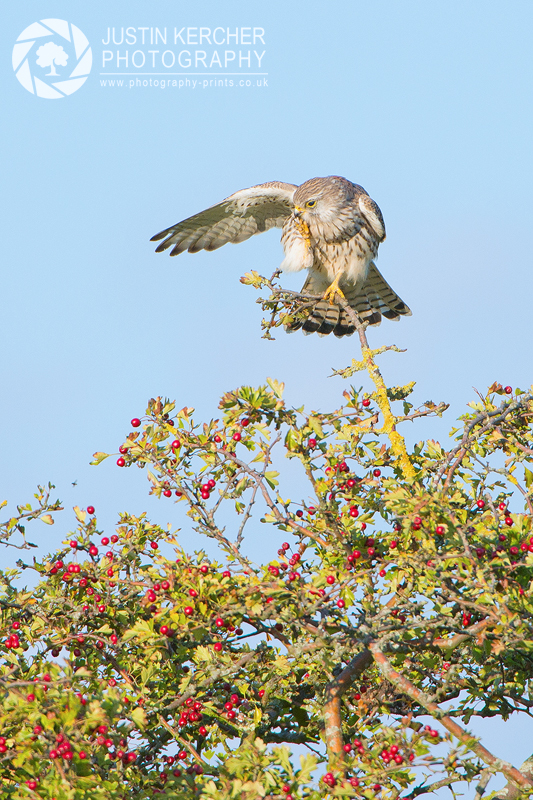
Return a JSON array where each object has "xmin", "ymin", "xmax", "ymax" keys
[{"xmin": 306, "ymin": 199, "xmax": 317, "ymax": 208}]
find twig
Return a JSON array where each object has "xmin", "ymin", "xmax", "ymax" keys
[{"xmin": 235, "ymin": 437, "xmax": 280, "ymax": 547}]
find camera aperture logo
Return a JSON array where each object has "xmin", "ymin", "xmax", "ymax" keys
[{"xmin": 13, "ymin": 19, "xmax": 92, "ymax": 99}]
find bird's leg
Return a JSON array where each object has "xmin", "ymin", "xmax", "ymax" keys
[{"xmin": 323, "ymin": 273, "xmax": 345, "ymax": 304}]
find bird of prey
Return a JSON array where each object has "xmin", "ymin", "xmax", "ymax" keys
[{"xmin": 151, "ymin": 176, "xmax": 410, "ymax": 337}]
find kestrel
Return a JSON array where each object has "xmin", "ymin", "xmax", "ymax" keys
[{"xmin": 151, "ymin": 176, "xmax": 411, "ymax": 337}]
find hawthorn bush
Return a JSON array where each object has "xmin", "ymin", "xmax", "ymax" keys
[{"xmin": 2, "ymin": 290, "xmax": 533, "ymax": 799}]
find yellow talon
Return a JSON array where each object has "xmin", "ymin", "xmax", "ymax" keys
[{"xmin": 323, "ymin": 274, "xmax": 345, "ymax": 304}]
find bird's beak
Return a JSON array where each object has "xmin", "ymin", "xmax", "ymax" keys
[{"xmin": 293, "ymin": 205, "xmax": 304, "ymax": 216}]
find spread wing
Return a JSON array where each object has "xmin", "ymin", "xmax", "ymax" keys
[{"xmin": 151, "ymin": 181, "xmax": 297, "ymax": 256}]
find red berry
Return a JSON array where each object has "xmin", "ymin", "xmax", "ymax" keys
[
  {"xmin": 89, "ymin": 545, "xmax": 98, "ymax": 556},
  {"xmin": 296, "ymin": 509, "xmax": 303, "ymax": 518},
  {"xmin": 362, "ymin": 398, "xmax": 370, "ymax": 407},
  {"xmin": 308, "ymin": 438, "xmax": 317, "ymax": 448},
  {"xmin": 117, "ymin": 457, "xmax": 125, "ymax": 467},
  {"xmin": 379, "ymin": 569, "xmax": 386, "ymax": 577},
  {"xmin": 184, "ymin": 606, "xmax": 193, "ymax": 616},
  {"xmin": 505, "ymin": 516, "xmax": 513, "ymax": 526},
  {"xmin": 373, "ymin": 469, "xmax": 381, "ymax": 477},
  {"xmin": 349, "ymin": 506, "xmax": 358, "ymax": 518},
  {"xmin": 499, "ymin": 502, "xmax": 507, "ymax": 511},
  {"xmin": 110, "ymin": 634, "xmax": 118, "ymax": 644},
  {"xmin": 87, "ymin": 506, "xmax": 95, "ymax": 515},
  {"xmin": 326, "ymin": 575, "xmax": 335, "ymax": 585},
  {"xmin": 390, "ymin": 540, "xmax": 398, "ymax": 549},
  {"xmin": 476, "ymin": 500, "xmax": 485, "ymax": 509},
  {"xmin": 504, "ymin": 386, "xmax": 512, "ymax": 394},
  {"xmin": 111, "ymin": 534, "xmax": 119, "ymax": 543},
  {"xmin": 213, "ymin": 642, "xmax": 223, "ymax": 652},
  {"xmin": 79, "ymin": 751, "xmax": 87, "ymax": 759},
  {"xmin": 258, "ymin": 689, "xmax": 265, "ymax": 697},
  {"xmin": 214, "ymin": 435, "xmax": 222, "ymax": 443},
  {"xmin": 69, "ymin": 540, "xmax": 77, "ymax": 548},
  {"xmin": 131, "ymin": 418, "xmax": 141, "ymax": 427},
  {"xmin": 27, "ymin": 693, "xmax": 35, "ymax": 702},
  {"xmin": 233, "ymin": 432, "xmax": 241, "ymax": 442},
  {"xmin": 171, "ymin": 440, "xmax": 181, "ymax": 450},
  {"xmin": 163, "ymin": 489, "xmax": 172, "ymax": 497},
  {"xmin": 241, "ymin": 418, "xmax": 250, "ymax": 426},
  {"xmin": 337, "ymin": 599, "xmax": 345, "ymax": 608}
]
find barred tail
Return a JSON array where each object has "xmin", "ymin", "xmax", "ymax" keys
[{"xmin": 286, "ymin": 263, "xmax": 411, "ymax": 338}]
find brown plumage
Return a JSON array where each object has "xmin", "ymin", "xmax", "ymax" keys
[{"xmin": 151, "ymin": 176, "xmax": 411, "ymax": 337}]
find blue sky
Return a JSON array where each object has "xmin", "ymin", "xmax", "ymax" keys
[{"xmin": 2, "ymin": 0, "xmax": 533, "ymax": 781}]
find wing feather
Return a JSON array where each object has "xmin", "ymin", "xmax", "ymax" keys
[{"xmin": 152, "ymin": 181, "xmax": 297, "ymax": 256}]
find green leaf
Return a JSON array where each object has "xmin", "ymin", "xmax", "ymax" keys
[
  {"xmin": 266, "ymin": 377, "xmax": 285, "ymax": 398},
  {"xmin": 91, "ymin": 451, "xmax": 110, "ymax": 465},
  {"xmin": 130, "ymin": 706, "xmax": 147, "ymax": 730},
  {"xmin": 265, "ymin": 471, "xmax": 279, "ymax": 489},
  {"xmin": 73, "ymin": 505, "xmax": 86, "ymax": 523}
]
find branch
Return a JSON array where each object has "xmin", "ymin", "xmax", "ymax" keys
[
  {"xmin": 402, "ymin": 775, "xmax": 461, "ymax": 799},
  {"xmin": 492, "ymin": 754, "xmax": 533, "ymax": 800},
  {"xmin": 221, "ymin": 450, "xmax": 328, "ymax": 548},
  {"xmin": 158, "ymin": 716, "xmax": 213, "ymax": 770},
  {"xmin": 256, "ymin": 276, "xmax": 416, "ymax": 481},
  {"xmin": 369, "ymin": 643, "xmax": 533, "ymax": 790},
  {"xmin": 324, "ymin": 651, "xmax": 373, "ymax": 767},
  {"xmin": 335, "ymin": 296, "xmax": 416, "ymax": 482},
  {"xmin": 434, "ymin": 394, "xmax": 533, "ymax": 489}
]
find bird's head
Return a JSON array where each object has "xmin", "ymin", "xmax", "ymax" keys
[{"xmin": 293, "ymin": 176, "xmax": 356, "ymax": 225}]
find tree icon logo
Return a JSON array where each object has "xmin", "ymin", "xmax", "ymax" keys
[
  {"xmin": 36, "ymin": 42, "xmax": 68, "ymax": 76},
  {"xmin": 12, "ymin": 19, "xmax": 92, "ymax": 99}
]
